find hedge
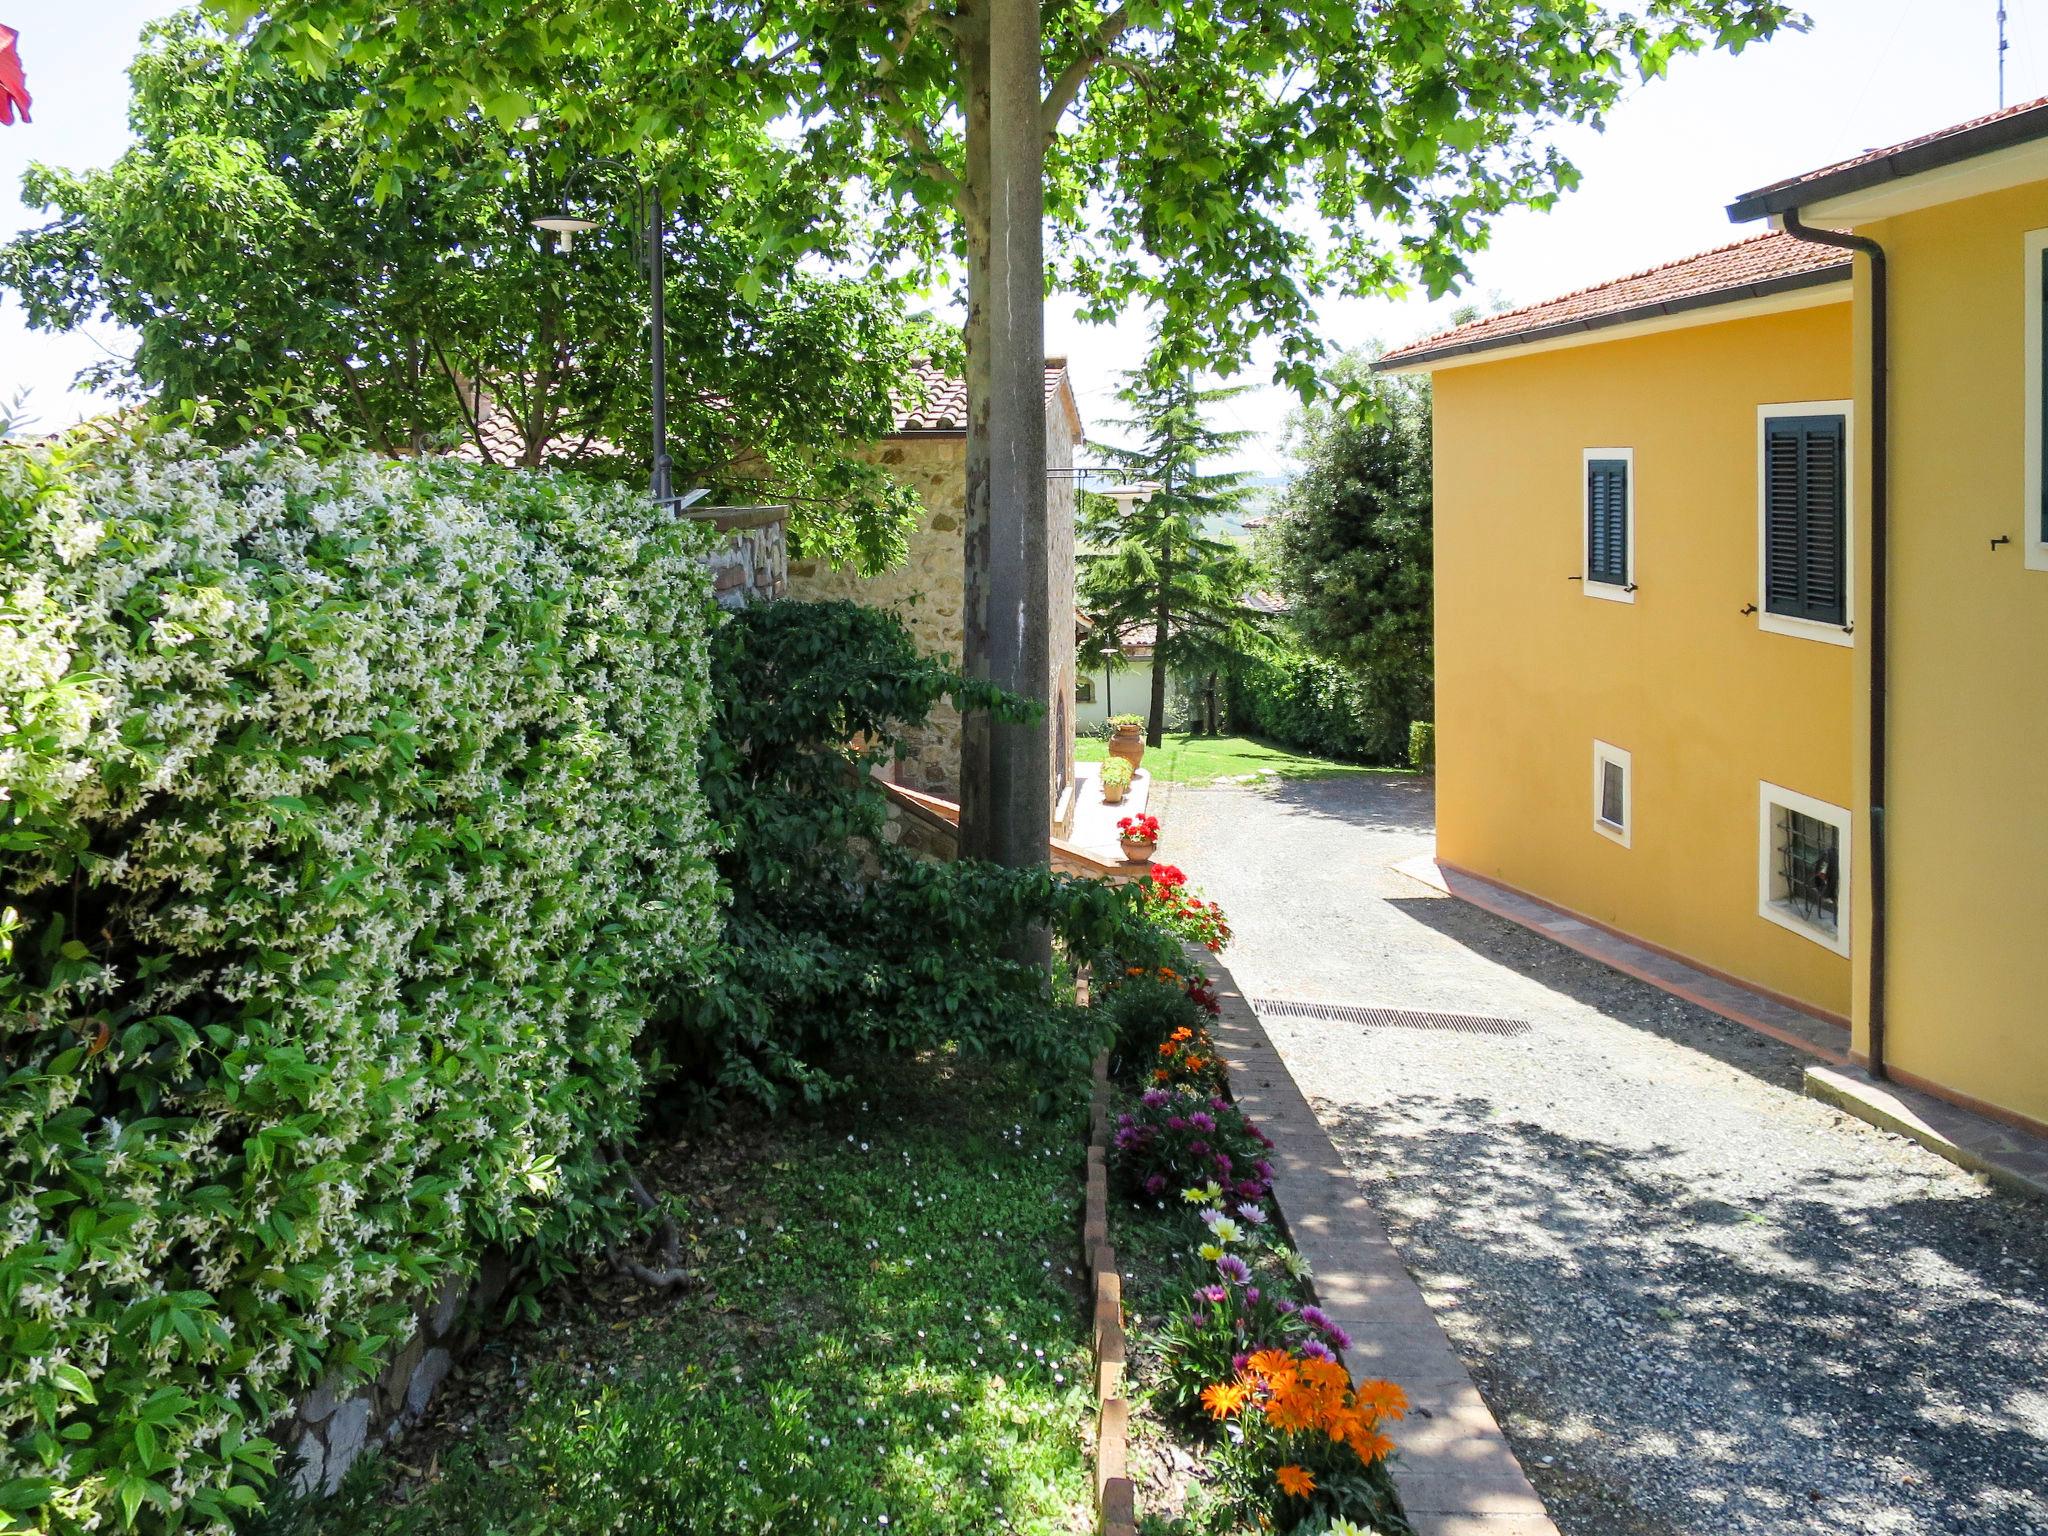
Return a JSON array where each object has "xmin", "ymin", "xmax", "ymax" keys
[
  {"xmin": 0, "ymin": 422, "xmax": 721, "ymax": 1532},
  {"xmin": 1224, "ymin": 645, "xmax": 1409, "ymax": 765}
]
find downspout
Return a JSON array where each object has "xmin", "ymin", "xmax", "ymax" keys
[{"xmin": 1780, "ymin": 208, "xmax": 1889, "ymax": 1081}]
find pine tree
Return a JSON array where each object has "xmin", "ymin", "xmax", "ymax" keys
[{"xmin": 1080, "ymin": 366, "xmax": 1266, "ymax": 746}]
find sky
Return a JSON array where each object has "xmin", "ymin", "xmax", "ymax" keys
[{"xmin": 4, "ymin": 1, "xmax": 2047, "ymax": 471}]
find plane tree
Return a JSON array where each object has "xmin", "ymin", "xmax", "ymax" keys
[{"xmin": 213, "ymin": 0, "xmax": 1801, "ymax": 861}]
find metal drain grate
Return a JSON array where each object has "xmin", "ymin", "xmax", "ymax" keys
[{"xmin": 1247, "ymin": 999, "xmax": 1531, "ymax": 1038}]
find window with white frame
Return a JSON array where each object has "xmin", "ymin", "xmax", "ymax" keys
[
  {"xmin": 1756, "ymin": 403, "xmax": 1853, "ymax": 644},
  {"xmin": 2024, "ymin": 228, "xmax": 2048, "ymax": 571},
  {"xmin": 1075, "ymin": 674, "xmax": 1096, "ymax": 704},
  {"xmin": 1592, "ymin": 740, "xmax": 1631, "ymax": 846},
  {"xmin": 1757, "ymin": 782, "xmax": 1850, "ymax": 955},
  {"xmin": 1582, "ymin": 448, "xmax": 1635, "ymax": 600}
]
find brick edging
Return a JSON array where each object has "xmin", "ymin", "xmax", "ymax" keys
[{"xmin": 1085, "ymin": 1051, "xmax": 1139, "ymax": 1536}]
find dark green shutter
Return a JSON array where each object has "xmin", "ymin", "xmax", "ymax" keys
[
  {"xmin": 1586, "ymin": 458, "xmax": 1629, "ymax": 587},
  {"xmin": 1762, "ymin": 415, "xmax": 1845, "ymax": 627}
]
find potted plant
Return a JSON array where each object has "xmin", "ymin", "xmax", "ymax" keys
[
  {"xmin": 1107, "ymin": 713, "xmax": 1146, "ymax": 773},
  {"xmin": 1100, "ymin": 755, "xmax": 1134, "ymax": 805},
  {"xmin": 1118, "ymin": 812, "xmax": 1161, "ymax": 863}
]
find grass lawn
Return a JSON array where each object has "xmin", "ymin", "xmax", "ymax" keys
[
  {"xmin": 260, "ymin": 1054, "xmax": 1095, "ymax": 1536},
  {"xmin": 1077, "ymin": 732, "xmax": 1409, "ymax": 786}
]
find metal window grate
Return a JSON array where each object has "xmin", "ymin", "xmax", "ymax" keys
[
  {"xmin": 1599, "ymin": 759, "xmax": 1626, "ymax": 828},
  {"xmin": 1773, "ymin": 805, "xmax": 1839, "ymax": 933},
  {"xmin": 1248, "ymin": 999, "xmax": 1531, "ymax": 1038}
]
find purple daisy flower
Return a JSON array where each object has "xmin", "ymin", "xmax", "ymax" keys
[
  {"xmin": 1167, "ymin": 1115, "xmax": 1188, "ymax": 1132},
  {"xmin": 1216, "ymin": 1254, "xmax": 1252, "ymax": 1285},
  {"xmin": 1141, "ymin": 1088, "xmax": 1170, "ymax": 1108},
  {"xmin": 1197, "ymin": 1284, "xmax": 1229, "ymax": 1305},
  {"xmin": 1301, "ymin": 1336, "xmax": 1334, "ymax": 1362},
  {"xmin": 1189, "ymin": 1111, "xmax": 1215, "ymax": 1133},
  {"xmin": 1237, "ymin": 1203, "xmax": 1268, "ymax": 1225},
  {"xmin": 1274, "ymin": 1297, "xmax": 1298, "ymax": 1315},
  {"xmin": 1143, "ymin": 1173, "xmax": 1167, "ymax": 1197}
]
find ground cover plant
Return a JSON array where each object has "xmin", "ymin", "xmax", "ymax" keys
[
  {"xmin": 253, "ymin": 1050, "xmax": 1101, "ymax": 1536},
  {"xmin": 0, "ymin": 420, "xmax": 722, "ymax": 1533},
  {"xmin": 1077, "ymin": 733, "xmax": 1406, "ymax": 787}
]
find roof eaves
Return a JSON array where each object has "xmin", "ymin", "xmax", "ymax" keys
[
  {"xmin": 1374, "ymin": 262, "xmax": 1850, "ymax": 373},
  {"xmin": 1726, "ymin": 100, "xmax": 2048, "ymax": 222}
]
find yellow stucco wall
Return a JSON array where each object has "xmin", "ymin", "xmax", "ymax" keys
[
  {"xmin": 1432, "ymin": 300, "xmax": 1856, "ymax": 1017},
  {"xmin": 1845, "ymin": 184, "xmax": 2048, "ymax": 1129}
]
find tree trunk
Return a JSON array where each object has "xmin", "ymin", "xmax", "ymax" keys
[
  {"xmin": 959, "ymin": 0, "xmax": 1050, "ymax": 869},
  {"xmin": 958, "ymin": 6, "xmax": 994, "ymax": 860},
  {"xmin": 1148, "ymin": 522, "xmax": 1171, "ymax": 747}
]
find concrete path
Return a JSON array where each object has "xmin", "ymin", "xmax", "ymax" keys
[{"xmin": 1159, "ymin": 774, "xmax": 2048, "ymax": 1536}]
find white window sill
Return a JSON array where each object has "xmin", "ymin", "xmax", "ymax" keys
[
  {"xmin": 1758, "ymin": 610, "xmax": 1853, "ymax": 647},
  {"xmin": 1584, "ymin": 580, "xmax": 1636, "ymax": 604},
  {"xmin": 1760, "ymin": 899, "xmax": 1847, "ymax": 956}
]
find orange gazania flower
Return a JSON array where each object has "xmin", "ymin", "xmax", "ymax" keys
[
  {"xmin": 1200, "ymin": 1380, "xmax": 1251, "ymax": 1420},
  {"xmin": 1357, "ymin": 1379, "xmax": 1410, "ymax": 1421},
  {"xmin": 1245, "ymin": 1348, "xmax": 1297, "ymax": 1380},
  {"xmin": 1347, "ymin": 1426, "xmax": 1397, "ymax": 1464},
  {"xmin": 1275, "ymin": 1465, "xmax": 1317, "ymax": 1499}
]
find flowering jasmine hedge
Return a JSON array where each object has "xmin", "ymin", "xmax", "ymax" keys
[{"xmin": 0, "ymin": 424, "xmax": 721, "ymax": 1533}]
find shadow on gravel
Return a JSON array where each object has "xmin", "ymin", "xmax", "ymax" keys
[
  {"xmin": 1382, "ymin": 893, "xmax": 1813, "ymax": 1094},
  {"xmin": 1317, "ymin": 1092, "xmax": 2048, "ymax": 1536},
  {"xmin": 1235, "ymin": 772, "xmax": 1438, "ymax": 836}
]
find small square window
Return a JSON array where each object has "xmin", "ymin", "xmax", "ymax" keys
[
  {"xmin": 1076, "ymin": 674, "xmax": 1096, "ymax": 704},
  {"xmin": 1758, "ymin": 783, "xmax": 1851, "ymax": 955},
  {"xmin": 1592, "ymin": 741, "xmax": 1631, "ymax": 846}
]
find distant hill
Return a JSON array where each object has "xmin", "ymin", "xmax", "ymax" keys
[{"xmin": 1203, "ymin": 471, "xmax": 1292, "ymax": 539}]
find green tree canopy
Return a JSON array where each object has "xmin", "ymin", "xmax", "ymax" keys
[
  {"xmin": 1080, "ymin": 365, "xmax": 1265, "ymax": 745},
  {"xmin": 1270, "ymin": 346, "xmax": 1433, "ymax": 726},
  {"xmin": 0, "ymin": 10, "xmax": 946, "ymax": 570}
]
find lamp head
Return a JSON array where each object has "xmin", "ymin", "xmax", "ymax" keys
[{"xmin": 532, "ymin": 214, "xmax": 601, "ymax": 251}]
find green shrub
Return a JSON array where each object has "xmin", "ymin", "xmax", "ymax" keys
[
  {"xmin": 0, "ymin": 422, "xmax": 721, "ymax": 1532},
  {"xmin": 1108, "ymin": 713, "xmax": 1144, "ymax": 730},
  {"xmin": 1100, "ymin": 756, "xmax": 1134, "ymax": 790},
  {"xmin": 1408, "ymin": 719, "xmax": 1436, "ymax": 771},
  {"xmin": 662, "ymin": 600, "xmax": 1175, "ymax": 1113},
  {"xmin": 1098, "ymin": 966, "xmax": 1207, "ymax": 1080},
  {"xmin": 1225, "ymin": 645, "xmax": 1406, "ymax": 765}
]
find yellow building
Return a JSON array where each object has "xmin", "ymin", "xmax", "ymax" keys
[{"xmin": 1384, "ymin": 100, "xmax": 2048, "ymax": 1139}]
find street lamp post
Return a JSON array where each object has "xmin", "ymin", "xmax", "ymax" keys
[{"xmin": 532, "ymin": 168, "xmax": 674, "ymax": 504}]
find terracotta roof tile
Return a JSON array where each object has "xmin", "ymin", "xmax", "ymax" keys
[
  {"xmin": 892, "ymin": 357, "xmax": 1072, "ymax": 433},
  {"xmin": 1735, "ymin": 95, "xmax": 2048, "ymax": 209},
  {"xmin": 1379, "ymin": 231, "xmax": 1850, "ymax": 369}
]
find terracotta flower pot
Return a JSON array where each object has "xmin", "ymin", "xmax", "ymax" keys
[
  {"xmin": 1107, "ymin": 724, "xmax": 1146, "ymax": 773},
  {"xmin": 1120, "ymin": 837, "xmax": 1157, "ymax": 863},
  {"xmin": 1102, "ymin": 779, "xmax": 1128, "ymax": 805}
]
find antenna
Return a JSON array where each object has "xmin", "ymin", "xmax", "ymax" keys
[{"xmin": 2001, "ymin": 1, "xmax": 2011, "ymax": 109}]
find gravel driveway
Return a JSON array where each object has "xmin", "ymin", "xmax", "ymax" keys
[{"xmin": 1156, "ymin": 772, "xmax": 2048, "ymax": 1536}]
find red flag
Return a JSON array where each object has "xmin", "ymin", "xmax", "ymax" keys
[{"xmin": 0, "ymin": 24, "xmax": 30, "ymax": 126}]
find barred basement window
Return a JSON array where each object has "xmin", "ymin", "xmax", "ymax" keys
[
  {"xmin": 1757, "ymin": 783, "xmax": 1851, "ymax": 955},
  {"xmin": 1772, "ymin": 806, "xmax": 1837, "ymax": 932},
  {"xmin": 1592, "ymin": 740, "xmax": 1631, "ymax": 846}
]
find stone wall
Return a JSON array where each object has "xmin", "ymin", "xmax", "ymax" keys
[
  {"xmin": 789, "ymin": 437, "xmax": 969, "ymax": 794},
  {"xmin": 789, "ymin": 432, "xmax": 1079, "ymax": 802},
  {"xmin": 691, "ymin": 505, "xmax": 789, "ymax": 608},
  {"xmin": 286, "ymin": 1254, "xmax": 516, "ymax": 1495}
]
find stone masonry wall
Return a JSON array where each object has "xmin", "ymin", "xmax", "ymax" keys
[
  {"xmin": 789, "ymin": 433, "xmax": 1079, "ymax": 802},
  {"xmin": 789, "ymin": 437, "xmax": 969, "ymax": 794},
  {"xmin": 286, "ymin": 1254, "xmax": 515, "ymax": 1496},
  {"xmin": 691, "ymin": 505, "xmax": 789, "ymax": 608}
]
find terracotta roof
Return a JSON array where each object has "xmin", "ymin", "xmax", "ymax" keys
[
  {"xmin": 1729, "ymin": 96, "xmax": 2048, "ymax": 220},
  {"xmin": 892, "ymin": 357, "xmax": 1077, "ymax": 434},
  {"xmin": 1377, "ymin": 231, "xmax": 1850, "ymax": 371}
]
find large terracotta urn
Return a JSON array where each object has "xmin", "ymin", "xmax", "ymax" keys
[{"xmin": 1107, "ymin": 719, "xmax": 1146, "ymax": 774}]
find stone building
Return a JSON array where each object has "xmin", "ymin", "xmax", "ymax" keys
[{"xmin": 790, "ymin": 358, "xmax": 1084, "ymax": 821}]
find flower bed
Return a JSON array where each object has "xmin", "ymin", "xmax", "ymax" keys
[{"xmin": 1084, "ymin": 933, "xmax": 1411, "ymax": 1535}]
